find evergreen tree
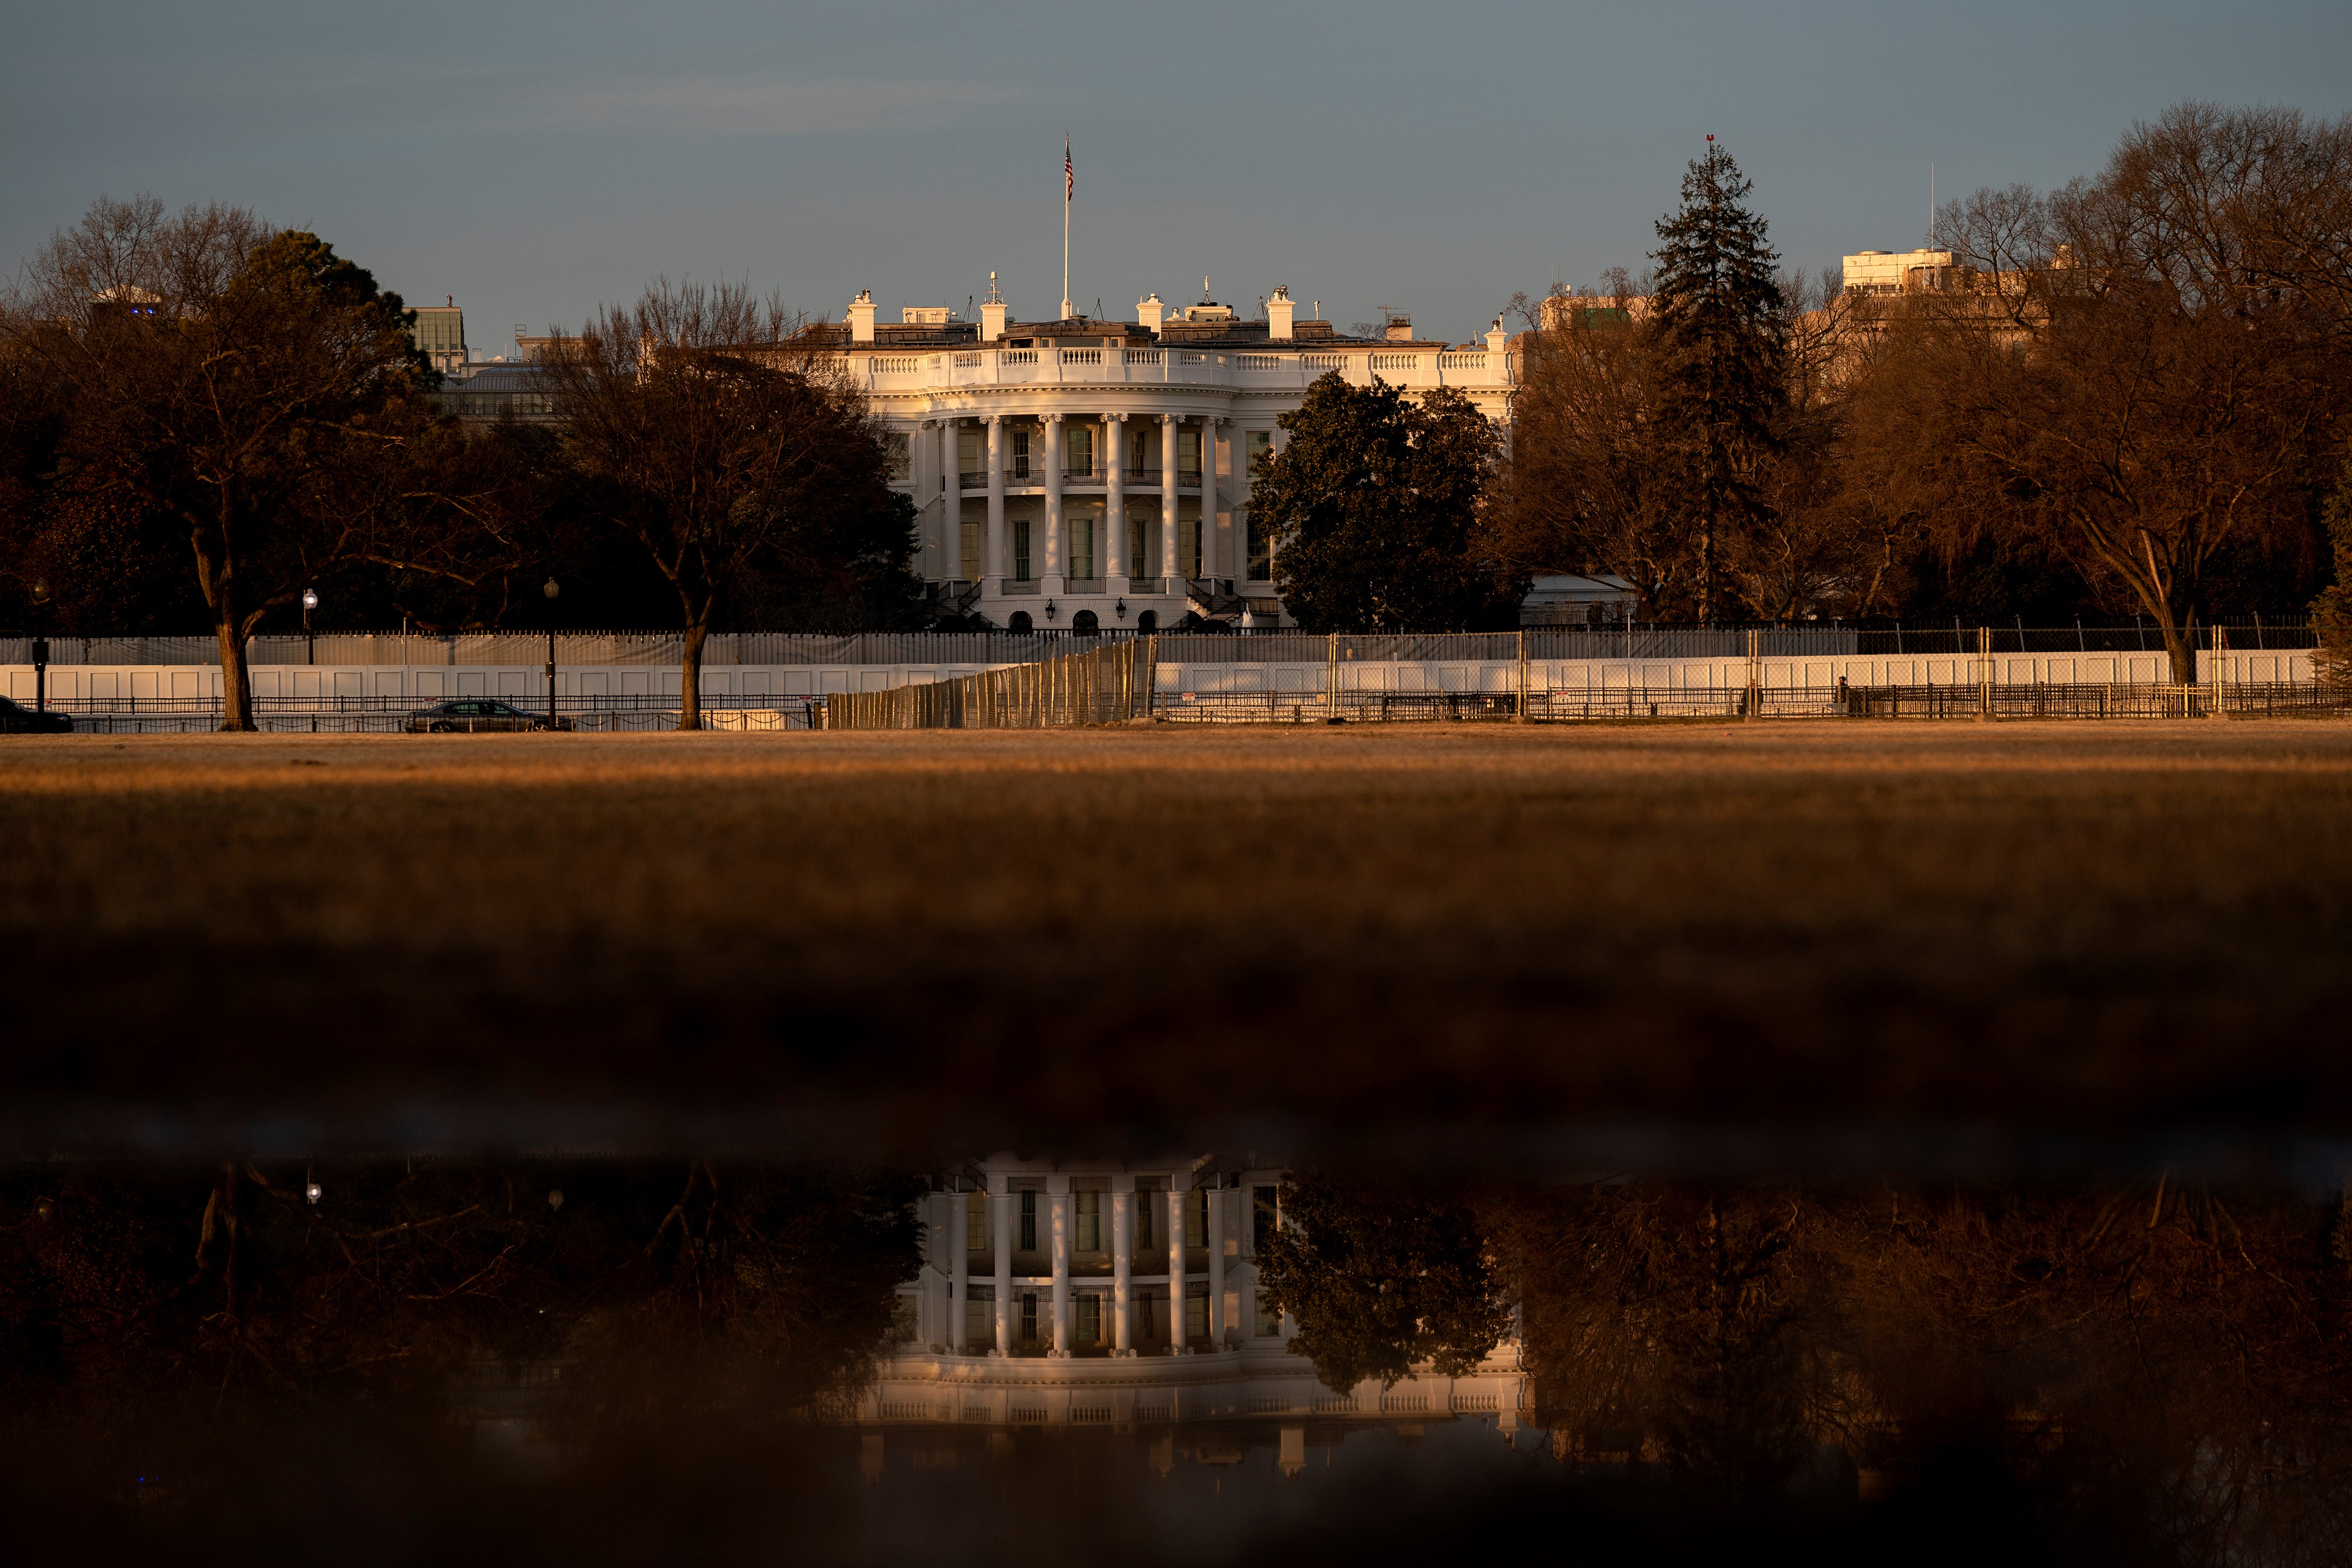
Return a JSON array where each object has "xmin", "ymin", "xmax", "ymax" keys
[
  {"xmin": 1255, "ymin": 373, "xmax": 1522, "ymax": 632},
  {"xmin": 1651, "ymin": 141, "xmax": 1785, "ymax": 623}
]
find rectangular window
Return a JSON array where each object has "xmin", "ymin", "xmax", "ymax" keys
[
  {"xmin": 1070, "ymin": 516, "xmax": 1095, "ymax": 581},
  {"xmin": 1135, "ymin": 1291, "xmax": 1157, "ymax": 1344},
  {"xmin": 1011, "ymin": 429, "xmax": 1033, "ymax": 480},
  {"xmin": 1065, "ymin": 424, "xmax": 1095, "ymax": 477},
  {"xmin": 1246, "ymin": 429, "xmax": 1272, "ymax": 478},
  {"xmin": 1185, "ymin": 1192, "xmax": 1205, "ymax": 1248},
  {"xmin": 967, "ymin": 1287, "xmax": 993, "ymax": 1345},
  {"xmin": 1255, "ymin": 1289, "xmax": 1281, "ymax": 1337},
  {"xmin": 1134, "ymin": 1192, "xmax": 1154, "ymax": 1252},
  {"xmin": 1130, "ymin": 515, "xmax": 1151, "ymax": 579},
  {"xmin": 1077, "ymin": 1191, "xmax": 1100, "ymax": 1252},
  {"xmin": 1180, "ymin": 517, "xmax": 1200, "ymax": 580},
  {"xmin": 1075, "ymin": 1293, "xmax": 1101, "ymax": 1346},
  {"xmin": 960, "ymin": 519, "xmax": 982, "ymax": 582},
  {"xmin": 967, "ymin": 1193, "xmax": 988, "ymax": 1255},
  {"xmin": 1254, "ymin": 1186, "xmax": 1279, "ymax": 1252},
  {"xmin": 886, "ymin": 433, "xmax": 912, "ymax": 481},
  {"xmin": 1178, "ymin": 428, "xmax": 1202, "ymax": 478},
  {"xmin": 1019, "ymin": 1191, "xmax": 1037, "ymax": 1252},
  {"xmin": 958, "ymin": 427, "xmax": 983, "ymax": 476},
  {"xmin": 1132, "ymin": 430, "xmax": 1149, "ymax": 470},
  {"xmin": 1014, "ymin": 517, "xmax": 1031, "ymax": 580},
  {"xmin": 1185, "ymin": 1288, "xmax": 1207, "ymax": 1343},
  {"xmin": 1020, "ymin": 1292, "xmax": 1038, "ymax": 1343}
]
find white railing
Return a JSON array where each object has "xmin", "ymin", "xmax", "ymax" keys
[{"xmin": 854, "ymin": 347, "xmax": 1510, "ymax": 393}]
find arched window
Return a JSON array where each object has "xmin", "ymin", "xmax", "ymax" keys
[
  {"xmin": 1071, "ymin": 609, "xmax": 1100, "ymax": 634},
  {"xmin": 1136, "ymin": 610, "xmax": 1158, "ymax": 632},
  {"xmin": 1007, "ymin": 611, "xmax": 1033, "ymax": 632}
]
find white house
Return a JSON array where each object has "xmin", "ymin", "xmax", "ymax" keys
[
  {"xmin": 864, "ymin": 1152, "xmax": 1528, "ymax": 1434},
  {"xmin": 828, "ymin": 282, "xmax": 1517, "ymax": 631}
]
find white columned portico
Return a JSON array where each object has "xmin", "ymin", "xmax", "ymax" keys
[
  {"xmin": 1043, "ymin": 414, "xmax": 1065, "ymax": 589},
  {"xmin": 941, "ymin": 419, "xmax": 962, "ymax": 582},
  {"xmin": 1168, "ymin": 1171, "xmax": 1190, "ymax": 1354},
  {"xmin": 992, "ymin": 1175, "xmax": 1013, "ymax": 1356},
  {"xmin": 1111, "ymin": 1176, "xmax": 1134, "ymax": 1355},
  {"xmin": 1104, "ymin": 413, "xmax": 1127, "ymax": 582},
  {"xmin": 984, "ymin": 416, "xmax": 1005, "ymax": 589},
  {"xmin": 1207, "ymin": 1185, "xmax": 1225, "ymax": 1344},
  {"xmin": 950, "ymin": 1186, "xmax": 969, "ymax": 1352},
  {"xmin": 1048, "ymin": 1175, "xmax": 1071, "ymax": 1356},
  {"xmin": 1160, "ymin": 413, "xmax": 1180, "ymax": 591}
]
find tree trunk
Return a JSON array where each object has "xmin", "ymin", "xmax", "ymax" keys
[
  {"xmin": 2161, "ymin": 618, "xmax": 2197, "ymax": 687},
  {"xmin": 213, "ymin": 609, "xmax": 254, "ymax": 731},
  {"xmin": 679, "ymin": 620, "xmax": 707, "ymax": 731}
]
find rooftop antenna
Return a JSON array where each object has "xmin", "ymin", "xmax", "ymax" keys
[
  {"xmin": 1202, "ymin": 276, "xmax": 1211, "ymax": 302},
  {"xmin": 986, "ymin": 271, "xmax": 1003, "ymax": 304}
]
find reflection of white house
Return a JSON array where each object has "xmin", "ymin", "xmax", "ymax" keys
[
  {"xmin": 862, "ymin": 1154, "xmax": 1526, "ymax": 1432},
  {"xmin": 828, "ymin": 284, "xmax": 1517, "ymax": 632}
]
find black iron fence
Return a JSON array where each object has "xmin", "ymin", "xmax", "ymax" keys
[{"xmin": 36, "ymin": 693, "xmax": 827, "ymax": 734}]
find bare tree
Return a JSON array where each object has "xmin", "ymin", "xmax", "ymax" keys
[
  {"xmin": 538, "ymin": 281, "xmax": 915, "ymax": 728},
  {"xmin": 1, "ymin": 196, "xmax": 484, "ymax": 727}
]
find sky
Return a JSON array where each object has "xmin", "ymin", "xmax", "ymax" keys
[{"xmin": 7, "ymin": 1, "xmax": 2349, "ymax": 353}]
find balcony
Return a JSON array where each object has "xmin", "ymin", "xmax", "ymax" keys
[
  {"xmin": 858, "ymin": 347, "xmax": 1514, "ymax": 396},
  {"xmin": 958, "ymin": 472, "xmax": 987, "ymax": 489}
]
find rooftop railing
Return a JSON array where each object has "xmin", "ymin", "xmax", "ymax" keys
[{"xmin": 855, "ymin": 346, "xmax": 1514, "ymax": 394}]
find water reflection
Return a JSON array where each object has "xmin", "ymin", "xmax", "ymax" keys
[{"xmin": 6, "ymin": 1156, "xmax": 2350, "ymax": 1564}]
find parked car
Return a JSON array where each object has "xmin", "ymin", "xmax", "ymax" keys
[
  {"xmin": 403, "ymin": 699, "xmax": 569, "ymax": 734},
  {"xmin": 0, "ymin": 695, "xmax": 73, "ymax": 734}
]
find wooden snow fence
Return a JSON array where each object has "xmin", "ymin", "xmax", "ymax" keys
[{"xmin": 823, "ymin": 637, "xmax": 1155, "ymax": 730}]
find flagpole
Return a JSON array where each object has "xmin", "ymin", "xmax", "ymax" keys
[{"xmin": 1062, "ymin": 136, "xmax": 1074, "ymax": 319}]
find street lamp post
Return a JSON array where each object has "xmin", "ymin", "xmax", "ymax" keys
[
  {"xmin": 542, "ymin": 577, "xmax": 560, "ymax": 731},
  {"xmin": 30, "ymin": 580, "xmax": 51, "ymax": 716},
  {"xmin": 302, "ymin": 588, "xmax": 319, "ymax": 665}
]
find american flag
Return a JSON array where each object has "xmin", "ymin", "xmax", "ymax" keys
[{"xmin": 1065, "ymin": 139, "xmax": 1074, "ymax": 202}]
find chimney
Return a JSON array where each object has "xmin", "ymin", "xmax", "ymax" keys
[
  {"xmin": 1484, "ymin": 317, "xmax": 1509, "ymax": 356},
  {"xmin": 1137, "ymin": 292, "xmax": 1165, "ymax": 333},
  {"xmin": 1383, "ymin": 314, "xmax": 1413, "ymax": 342},
  {"xmin": 847, "ymin": 290, "xmax": 876, "ymax": 345},
  {"xmin": 980, "ymin": 272, "xmax": 1007, "ymax": 341},
  {"xmin": 1267, "ymin": 286, "xmax": 1295, "ymax": 341}
]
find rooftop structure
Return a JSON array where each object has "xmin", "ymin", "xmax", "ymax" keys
[{"xmin": 409, "ymin": 296, "xmax": 467, "ymax": 374}]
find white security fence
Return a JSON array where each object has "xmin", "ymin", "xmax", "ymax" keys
[{"xmin": 5, "ymin": 627, "xmax": 2337, "ymax": 731}]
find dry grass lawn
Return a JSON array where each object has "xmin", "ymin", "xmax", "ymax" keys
[{"xmin": 4, "ymin": 720, "xmax": 2348, "ymax": 1161}]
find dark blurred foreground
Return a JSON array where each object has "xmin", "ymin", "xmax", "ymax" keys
[{"xmin": 6, "ymin": 1159, "xmax": 2351, "ymax": 1566}]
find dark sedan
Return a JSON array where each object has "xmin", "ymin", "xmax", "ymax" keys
[
  {"xmin": 403, "ymin": 698, "xmax": 569, "ymax": 734},
  {"xmin": 0, "ymin": 695, "xmax": 73, "ymax": 734}
]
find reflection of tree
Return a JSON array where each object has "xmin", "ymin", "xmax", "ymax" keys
[
  {"xmin": 1506, "ymin": 1186, "xmax": 1815, "ymax": 1496},
  {"xmin": 1253, "ymin": 1175, "xmax": 1514, "ymax": 1394},
  {"xmin": 0, "ymin": 1160, "xmax": 920, "ymax": 1462},
  {"xmin": 1504, "ymin": 1181, "xmax": 2352, "ymax": 1558}
]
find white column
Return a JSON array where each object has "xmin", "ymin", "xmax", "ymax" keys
[
  {"xmin": 985, "ymin": 416, "xmax": 1005, "ymax": 590},
  {"xmin": 1160, "ymin": 413, "xmax": 1180, "ymax": 591},
  {"xmin": 1201, "ymin": 420, "xmax": 1221, "ymax": 580},
  {"xmin": 1168, "ymin": 1172, "xmax": 1189, "ymax": 1355},
  {"xmin": 1111, "ymin": 1178, "xmax": 1134, "ymax": 1355},
  {"xmin": 992, "ymin": 1178, "xmax": 1013, "ymax": 1356},
  {"xmin": 941, "ymin": 419, "xmax": 961, "ymax": 581},
  {"xmin": 1105, "ymin": 413, "xmax": 1127, "ymax": 583},
  {"xmin": 1049, "ymin": 1175, "xmax": 1071, "ymax": 1356},
  {"xmin": 1207, "ymin": 1185, "xmax": 1225, "ymax": 1345},
  {"xmin": 1044, "ymin": 414, "xmax": 1065, "ymax": 589},
  {"xmin": 950, "ymin": 1188, "xmax": 969, "ymax": 1353}
]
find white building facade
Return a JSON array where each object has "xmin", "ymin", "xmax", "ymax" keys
[
  {"xmin": 864, "ymin": 1153, "xmax": 1528, "ymax": 1434},
  {"xmin": 831, "ymin": 285, "xmax": 1516, "ymax": 631}
]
